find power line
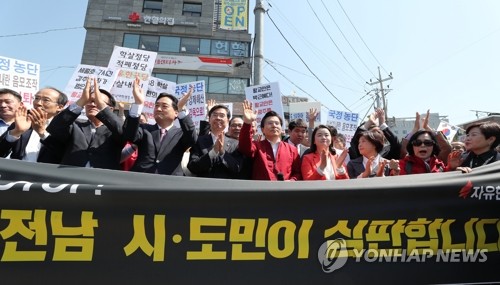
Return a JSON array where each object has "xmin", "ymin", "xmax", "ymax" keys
[
  {"xmin": 335, "ymin": 0, "xmax": 389, "ymax": 75},
  {"xmin": 266, "ymin": 0, "xmax": 363, "ymax": 88},
  {"xmin": 0, "ymin": 27, "xmax": 83, "ymax": 38},
  {"xmin": 265, "ymin": 58, "xmax": 362, "ymax": 93},
  {"xmin": 267, "ymin": 11, "xmax": 352, "ymax": 112},
  {"xmin": 265, "ymin": 59, "xmax": 331, "ymax": 111},
  {"xmin": 320, "ymin": 0, "xmax": 376, "ymax": 78},
  {"xmin": 306, "ymin": 0, "xmax": 365, "ymax": 82}
]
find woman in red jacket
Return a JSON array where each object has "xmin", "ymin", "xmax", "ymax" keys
[
  {"xmin": 399, "ymin": 129, "xmax": 446, "ymax": 175},
  {"xmin": 301, "ymin": 125, "xmax": 349, "ymax": 180}
]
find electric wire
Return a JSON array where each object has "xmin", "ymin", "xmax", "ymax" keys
[{"xmin": 267, "ymin": 11, "xmax": 352, "ymax": 112}]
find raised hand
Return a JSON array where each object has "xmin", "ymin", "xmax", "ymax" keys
[
  {"xmin": 362, "ymin": 156, "xmax": 377, "ymax": 178},
  {"xmin": 422, "ymin": 109, "xmax": 432, "ymax": 131},
  {"xmin": 92, "ymin": 78, "xmax": 109, "ymax": 110},
  {"xmin": 214, "ymin": 132, "xmax": 225, "ymax": 155},
  {"xmin": 76, "ymin": 76, "xmax": 92, "ymax": 107},
  {"xmin": 376, "ymin": 108, "xmax": 386, "ymax": 125},
  {"xmin": 242, "ymin": 100, "xmax": 256, "ymax": 124},
  {"xmin": 178, "ymin": 85, "xmax": 194, "ymax": 111},
  {"xmin": 376, "ymin": 160, "xmax": 387, "ymax": 177},
  {"xmin": 365, "ymin": 111, "xmax": 378, "ymax": 129},
  {"xmin": 447, "ymin": 150, "xmax": 464, "ymax": 171},
  {"xmin": 132, "ymin": 76, "xmax": 144, "ymax": 104},
  {"xmin": 206, "ymin": 99, "xmax": 216, "ymax": 112},
  {"xmin": 11, "ymin": 104, "xmax": 31, "ymax": 137},
  {"xmin": 28, "ymin": 107, "xmax": 48, "ymax": 136},
  {"xmin": 319, "ymin": 149, "xmax": 328, "ymax": 170},
  {"xmin": 308, "ymin": 108, "xmax": 319, "ymax": 128}
]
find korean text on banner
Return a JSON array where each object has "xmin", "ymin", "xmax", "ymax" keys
[
  {"xmin": 327, "ymin": 110, "xmax": 360, "ymax": 144},
  {"xmin": 245, "ymin": 82, "xmax": 284, "ymax": 127},
  {"xmin": 220, "ymin": 0, "xmax": 249, "ymax": 31},
  {"xmin": 108, "ymin": 46, "xmax": 157, "ymax": 103},
  {"xmin": 0, "ymin": 56, "xmax": 40, "ymax": 108},
  {"xmin": 142, "ymin": 77, "xmax": 176, "ymax": 124},
  {"xmin": 64, "ymin": 65, "xmax": 119, "ymax": 105},
  {"xmin": 174, "ymin": 81, "xmax": 206, "ymax": 129}
]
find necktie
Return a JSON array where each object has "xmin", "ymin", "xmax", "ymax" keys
[{"xmin": 160, "ymin": 128, "xmax": 167, "ymax": 142}]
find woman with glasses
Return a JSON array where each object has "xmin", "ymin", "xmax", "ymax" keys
[{"xmin": 399, "ymin": 130, "xmax": 447, "ymax": 175}]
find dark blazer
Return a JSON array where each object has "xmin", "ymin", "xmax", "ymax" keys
[
  {"xmin": 283, "ymin": 137, "xmax": 309, "ymax": 157},
  {"xmin": 46, "ymin": 107, "xmax": 126, "ymax": 170},
  {"xmin": 349, "ymin": 125, "xmax": 401, "ymax": 160},
  {"xmin": 0, "ymin": 124, "xmax": 63, "ymax": 164},
  {"xmin": 346, "ymin": 156, "xmax": 392, "ymax": 179},
  {"xmin": 187, "ymin": 134, "xmax": 243, "ymax": 178},
  {"xmin": 124, "ymin": 114, "xmax": 197, "ymax": 175}
]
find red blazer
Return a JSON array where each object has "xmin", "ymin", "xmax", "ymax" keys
[
  {"xmin": 238, "ymin": 123, "xmax": 302, "ymax": 181},
  {"xmin": 399, "ymin": 155, "xmax": 446, "ymax": 175},
  {"xmin": 301, "ymin": 152, "xmax": 349, "ymax": 180}
]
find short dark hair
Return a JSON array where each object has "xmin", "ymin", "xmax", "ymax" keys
[
  {"xmin": 359, "ymin": 130, "xmax": 385, "ymax": 153},
  {"xmin": 261, "ymin": 110, "xmax": 283, "ymax": 129},
  {"xmin": 229, "ymin": 116, "xmax": 243, "ymax": 126},
  {"xmin": 288, "ymin": 119, "xmax": 307, "ymax": 131},
  {"xmin": 310, "ymin": 125, "xmax": 336, "ymax": 155},
  {"xmin": 466, "ymin": 121, "xmax": 500, "ymax": 150},
  {"xmin": 209, "ymin": 105, "xmax": 231, "ymax": 119},
  {"xmin": 98, "ymin": 89, "xmax": 115, "ymax": 108},
  {"xmin": 406, "ymin": 129, "xmax": 440, "ymax": 157},
  {"xmin": 39, "ymin": 87, "xmax": 68, "ymax": 106},
  {"xmin": 156, "ymin": 93, "xmax": 178, "ymax": 111},
  {"xmin": 0, "ymin": 88, "xmax": 22, "ymax": 102}
]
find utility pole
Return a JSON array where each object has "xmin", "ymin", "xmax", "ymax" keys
[
  {"xmin": 367, "ymin": 67, "xmax": 392, "ymax": 121},
  {"xmin": 253, "ymin": 0, "xmax": 265, "ymax": 85}
]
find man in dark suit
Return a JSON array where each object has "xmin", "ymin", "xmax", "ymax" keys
[
  {"xmin": 46, "ymin": 78, "xmax": 125, "ymax": 170},
  {"xmin": 188, "ymin": 105, "xmax": 243, "ymax": 178},
  {"xmin": 0, "ymin": 87, "xmax": 68, "ymax": 163},
  {"xmin": 124, "ymin": 77, "xmax": 197, "ymax": 175}
]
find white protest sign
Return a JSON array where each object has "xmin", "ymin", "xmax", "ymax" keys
[
  {"xmin": 64, "ymin": 64, "xmax": 119, "ymax": 105},
  {"xmin": 142, "ymin": 77, "xmax": 177, "ymax": 124},
  {"xmin": 174, "ymin": 81, "xmax": 206, "ymax": 129},
  {"xmin": 288, "ymin": 101, "xmax": 321, "ymax": 126},
  {"xmin": 108, "ymin": 46, "xmax": 157, "ymax": 103},
  {"xmin": 244, "ymin": 82, "xmax": 284, "ymax": 126},
  {"xmin": 326, "ymin": 110, "xmax": 360, "ymax": 145},
  {"xmin": 0, "ymin": 56, "xmax": 39, "ymax": 107}
]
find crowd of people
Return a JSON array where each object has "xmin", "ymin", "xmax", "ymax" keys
[{"xmin": 1, "ymin": 79, "xmax": 499, "ymax": 181}]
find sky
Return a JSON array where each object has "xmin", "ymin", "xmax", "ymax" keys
[{"xmin": 2, "ymin": 0, "xmax": 499, "ymax": 125}]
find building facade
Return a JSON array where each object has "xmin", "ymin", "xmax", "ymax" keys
[{"xmin": 81, "ymin": 0, "xmax": 252, "ymax": 114}]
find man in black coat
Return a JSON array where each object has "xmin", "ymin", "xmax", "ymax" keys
[
  {"xmin": 123, "ymin": 77, "xmax": 197, "ymax": 175},
  {"xmin": 188, "ymin": 104, "xmax": 243, "ymax": 178},
  {"xmin": 0, "ymin": 87, "xmax": 68, "ymax": 163},
  {"xmin": 46, "ymin": 78, "xmax": 125, "ymax": 170}
]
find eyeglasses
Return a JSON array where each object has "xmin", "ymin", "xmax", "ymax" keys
[
  {"xmin": 412, "ymin": 139, "xmax": 434, "ymax": 147},
  {"xmin": 34, "ymin": 96, "xmax": 57, "ymax": 104}
]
